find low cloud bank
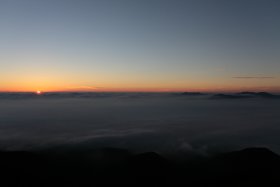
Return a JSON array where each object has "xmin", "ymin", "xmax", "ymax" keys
[{"xmin": 0, "ymin": 93, "xmax": 280, "ymax": 156}]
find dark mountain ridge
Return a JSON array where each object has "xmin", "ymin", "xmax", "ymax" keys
[
  {"xmin": 1, "ymin": 147, "xmax": 280, "ymax": 186},
  {"xmin": 211, "ymin": 92, "xmax": 280, "ymax": 99}
]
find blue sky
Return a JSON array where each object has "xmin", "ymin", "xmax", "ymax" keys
[{"xmin": 0, "ymin": 0, "xmax": 279, "ymax": 92}]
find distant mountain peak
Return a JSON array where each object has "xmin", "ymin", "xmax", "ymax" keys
[
  {"xmin": 181, "ymin": 92, "xmax": 206, "ymax": 96},
  {"xmin": 211, "ymin": 92, "xmax": 280, "ymax": 99}
]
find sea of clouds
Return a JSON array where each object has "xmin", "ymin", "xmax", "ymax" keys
[{"xmin": 0, "ymin": 92, "xmax": 280, "ymax": 157}]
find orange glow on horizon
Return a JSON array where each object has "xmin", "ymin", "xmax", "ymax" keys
[{"xmin": 0, "ymin": 79, "xmax": 280, "ymax": 93}]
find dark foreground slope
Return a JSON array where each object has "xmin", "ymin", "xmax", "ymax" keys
[{"xmin": 0, "ymin": 147, "xmax": 280, "ymax": 186}]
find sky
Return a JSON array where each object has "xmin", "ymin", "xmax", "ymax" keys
[{"xmin": 0, "ymin": 0, "xmax": 279, "ymax": 92}]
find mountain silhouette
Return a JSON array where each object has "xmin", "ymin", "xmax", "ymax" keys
[
  {"xmin": 1, "ymin": 147, "xmax": 280, "ymax": 186},
  {"xmin": 237, "ymin": 92, "xmax": 280, "ymax": 98},
  {"xmin": 181, "ymin": 92, "xmax": 206, "ymax": 96},
  {"xmin": 211, "ymin": 93, "xmax": 252, "ymax": 99},
  {"xmin": 202, "ymin": 147, "xmax": 280, "ymax": 185},
  {"xmin": 212, "ymin": 92, "xmax": 280, "ymax": 99}
]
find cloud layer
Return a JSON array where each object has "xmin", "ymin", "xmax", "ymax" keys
[{"xmin": 0, "ymin": 93, "xmax": 280, "ymax": 156}]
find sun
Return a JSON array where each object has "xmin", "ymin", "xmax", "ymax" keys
[{"xmin": 36, "ymin": 90, "xmax": 42, "ymax": 95}]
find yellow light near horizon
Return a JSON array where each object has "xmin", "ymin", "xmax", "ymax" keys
[{"xmin": 36, "ymin": 90, "xmax": 42, "ymax": 95}]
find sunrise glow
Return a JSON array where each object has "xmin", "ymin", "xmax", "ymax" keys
[{"xmin": 0, "ymin": 0, "xmax": 279, "ymax": 93}]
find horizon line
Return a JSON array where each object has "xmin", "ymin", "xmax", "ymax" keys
[{"xmin": 1, "ymin": 90, "xmax": 280, "ymax": 94}]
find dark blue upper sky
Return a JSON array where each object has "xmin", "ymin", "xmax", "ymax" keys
[{"xmin": 1, "ymin": 0, "xmax": 279, "ymax": 92}]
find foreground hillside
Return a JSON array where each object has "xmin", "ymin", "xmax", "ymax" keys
[{"xmin": 0, "ymin": 147, "xmax": 280, "ymax": 186}]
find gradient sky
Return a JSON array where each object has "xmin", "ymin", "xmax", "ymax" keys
[{"xmin": 1, "ymin": 0, "xmax": 279, "ymax": 92}]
